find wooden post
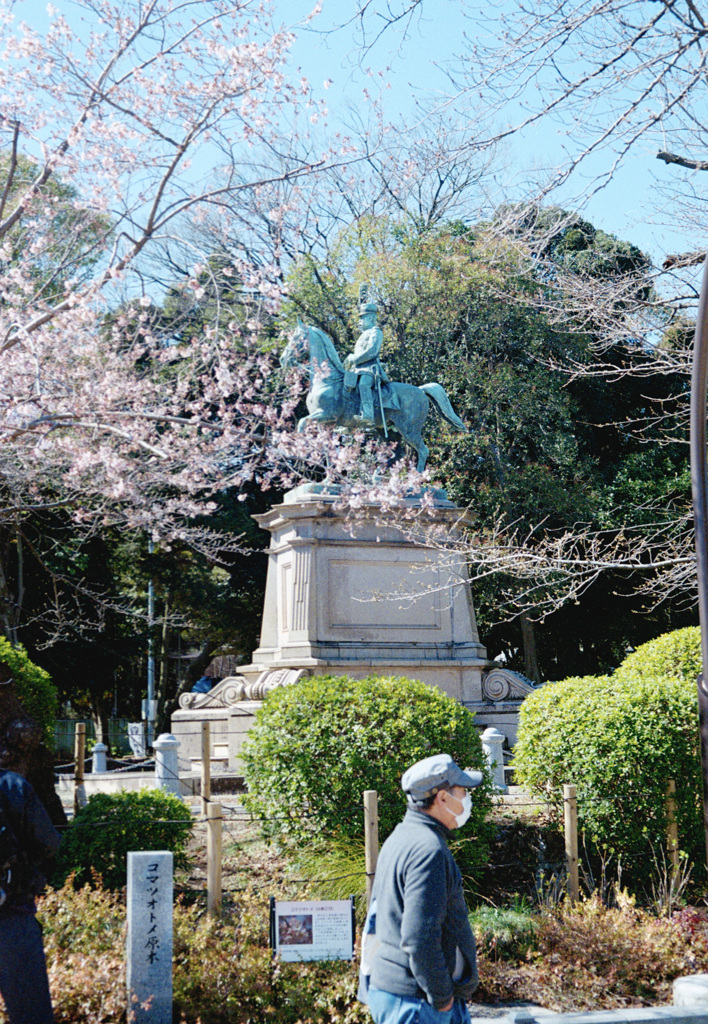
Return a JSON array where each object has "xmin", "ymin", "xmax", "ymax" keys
[
  {"xmin": 364, "ymin": 789, "xmax": 379, "ymax": 907},
  {"xmin": 74, "ymin": 722, "xmax": 86, "ymax": 816},
  {"xmin": 201, "ymin": 721, "xmax": 211, "ymax": 819},
  {"xmin": 206, "ymin": 801, "xmax": 222, "ymax": 917},
  {"xmin": 563, "ymin": 784, "xmax": 579, "ymax": 904},
  {"xmin": 666, "ymin": 779, "xmax": 680, "ymax": 880}
]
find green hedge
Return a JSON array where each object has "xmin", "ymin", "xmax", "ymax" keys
[
  {"xmin": 241, "ymin": 674, "xmax": 493, "ymax": 881},
  {"xmin": 0, "ymin": 638, "xmax": 58, "ymax": 743},
  {"xmin": 513, "ymin": 664, "xmax": 703, "ymax": 875},
  {"xmin": 614, "ymin": 626, "xmax": 701, "ymax": 684},
  {"xmin": 56, "ymin": 789, "xmax": 193, "ymax": 889}
]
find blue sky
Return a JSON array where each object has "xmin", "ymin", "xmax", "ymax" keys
[
  {"xmin": 284, "ymin": 0, "xmax": 699, "ymax": 270},
  {"xmin": 14, "ymin": 0, "xmax": 702, "ymax": 270}
]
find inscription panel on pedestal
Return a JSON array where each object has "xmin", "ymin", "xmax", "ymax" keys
[{"xmin": 327, "ymin": 557, "xmax": 442, "ymax": 634}]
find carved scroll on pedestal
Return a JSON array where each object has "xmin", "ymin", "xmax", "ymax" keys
[
  {"xmin": 178, "ymin": 669, "xmax": 309, "ymax": 710},
  {"xmin": 481, "ymin": 667, "xmax": 537, "ymax": 703}
]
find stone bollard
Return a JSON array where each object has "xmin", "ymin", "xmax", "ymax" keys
[
  {"xmin": 481, "ymin": 727, "xmax": 508, "ymax": 793},
  {"xmin": 92, "ymin": 742, "xmax": 108, "ymax": 774},
  {"xmin": 154, "ymin": 734, "xmax": 182, "ymax": 798},
  {"xmin": 674, "ymin": 974, "xmax": 708, "ymax": 1006}
]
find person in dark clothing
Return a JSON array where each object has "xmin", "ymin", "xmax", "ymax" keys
[
  {"xmin": 361, "ymin": 753, "xmax": 483, "ymax": 1024},
  {"xmin": 0, "ymin": 769, "xmax": 61, "ymax": 1024},
  {"xmin": 0, "ymin": 667, "xmax": 66, "ymax": 828}
]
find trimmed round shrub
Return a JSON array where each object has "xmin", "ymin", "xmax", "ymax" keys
[
  {"xmin": 241, "ymin": 674, "xmax": 493, "ymax": 881},
  {"xmin": 56, "ymin": 789, "xmax": 193, "ymax": 889},
  {"xmin": 614, "ymin": 626, "xmax": 701, "ymax": 684},
  {"xmin": 513, "ymin": 669, "xmax": 702, "ymax": 875},
  {"xmin": 0, "ymin": 637, "xmax": 58, "ymax": 743}
]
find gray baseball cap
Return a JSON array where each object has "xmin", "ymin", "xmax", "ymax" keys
[{"xmin": 401, "ymin": 753, "xmax": 483, "ymax": 803}]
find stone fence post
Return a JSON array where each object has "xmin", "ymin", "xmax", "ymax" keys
[
  {"xmin": 481, "ymin": 727, "xmax": 508, "ymax": 793},
  {"xmin": 92, "ymin": 742, "xmax": 108, "ymax": 774},
  {"xmin": 154, "ymin": 734, "xmax": 181, "ymax": 798}
]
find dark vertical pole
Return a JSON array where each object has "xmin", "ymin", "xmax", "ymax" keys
[
  {"xmin": 689, "ymin": 253, "xmax": 708, "ymax": 872},
  {"xmin": 269, "ymin": 896, "xmax": 276, "ymax": 953}
]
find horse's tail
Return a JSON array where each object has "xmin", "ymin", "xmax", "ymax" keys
[{"xmin": 419, "ymin": 383, "xmax": 467, "ymax": 432}]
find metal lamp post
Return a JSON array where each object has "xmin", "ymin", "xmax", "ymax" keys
[{"xmin": 145, "ymin": 539, "xmax": 156, "ymax": 750}]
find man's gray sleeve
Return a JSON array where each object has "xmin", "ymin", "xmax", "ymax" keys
[{"xmin": 399, "ymin": 846, "xmax": 454, "ymax": 1009}]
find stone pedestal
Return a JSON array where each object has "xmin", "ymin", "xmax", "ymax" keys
[
  {"xmin": 239, "ymin": 488, "xmax": 488, "ymax": 701},
  {"xmin": 172, "ymin": 487, "xmax": 536, "ymax": 766}
]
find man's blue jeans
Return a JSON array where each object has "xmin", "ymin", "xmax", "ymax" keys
[
  {"xmin": 0, "ymin": 911, "xmax": 54, "ymax": 1023},
  {"xmin": 368, "ymin": 987, "xmax": 471, "ymax": 1024}
]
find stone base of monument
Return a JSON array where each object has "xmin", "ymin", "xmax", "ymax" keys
[{"xmin": 172, "ymin": 487, "xmax": 536, "ymax": 768}]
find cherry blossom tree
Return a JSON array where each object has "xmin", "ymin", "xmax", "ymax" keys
[
  {"xmin": 0, "ymin": 0, "xmax": 414, "ymax": 653},
  {"xmin": 0, "ymin": 0, "xmax": 369, "ymax": 540},
  {"xmin": 3, "ymin": 0, "xmax": 696, "ymax": 667}
]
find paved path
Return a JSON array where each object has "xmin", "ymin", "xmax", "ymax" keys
[{"xmin": 468, "ymin": 1003, "xmax": 554, "ymax": 1022}]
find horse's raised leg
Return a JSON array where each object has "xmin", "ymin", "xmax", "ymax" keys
[{"xmin": 298, "ymin": 410, "xmax": 335, "ymax": 432}]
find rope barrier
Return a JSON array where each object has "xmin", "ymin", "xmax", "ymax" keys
[{"xmin": 53, "ymin": 724, "xmax": 682, "ymax": 879}]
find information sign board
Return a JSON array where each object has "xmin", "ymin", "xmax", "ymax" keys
[{"xmin": 269, "ymin": 898, "xmax": 355, "ymax": 962}]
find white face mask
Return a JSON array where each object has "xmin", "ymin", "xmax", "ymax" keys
[{"xmin": 448, "ymin": 791, "xmax": 472, "ymax": 829}]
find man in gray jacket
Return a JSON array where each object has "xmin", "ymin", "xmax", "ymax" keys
[{"xmin": 364, "ymin": 753, "xmax": 483, "ymax": 1024}]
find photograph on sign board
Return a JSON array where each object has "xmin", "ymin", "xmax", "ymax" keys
[
  {"xmin": 278, "ymin": 914, "xmax": 314, "ymax": 946},
  {"xmin": 272, "ymin": 899, "xmax": 354, "ymax": 962}
]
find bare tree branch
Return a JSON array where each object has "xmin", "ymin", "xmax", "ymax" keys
[{"xmin": 657, "ymin": 150, "xmax": 708, "ymax": 171}]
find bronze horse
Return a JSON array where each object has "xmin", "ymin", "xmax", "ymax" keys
[{"xmin": 281, "ymin": 322, "xmax": 467, "ymax": 472}]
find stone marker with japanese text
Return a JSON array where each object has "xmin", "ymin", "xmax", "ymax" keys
[{"xmin": 126, "ymin": 850, "xmax": 173, "ymax": 1023}]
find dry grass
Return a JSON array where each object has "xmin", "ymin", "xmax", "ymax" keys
[
  {"xmin": 177, "ymin": 802, "xmax": 301, "ymax": 905},
  {"xmin": 477, "ymin": 897, "xmax": 708, "ymax": 1012}
]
